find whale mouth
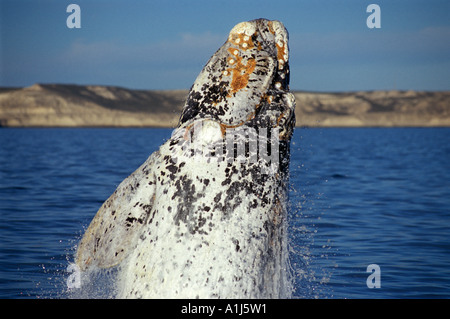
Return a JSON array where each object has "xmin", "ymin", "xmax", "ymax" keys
[{"xmin": 178, "ymin": 18, "xmax": 295, "ymax": 141}]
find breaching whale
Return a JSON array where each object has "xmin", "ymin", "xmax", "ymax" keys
[{"xmin": 76, "ymin": 18, "xmax": 296, "ymax": 298}]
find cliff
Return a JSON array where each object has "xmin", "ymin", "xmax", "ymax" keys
[
  {"xmin": 0, "ymin": 84, "xmax": 186, "ymax": 128},
  {"xmin": 294, "ymin": 90, "xmax": 450, "ymax": 127},
  {"xmin": 0, "ymin": 84, "xmax": 449, "ymax": 127}
]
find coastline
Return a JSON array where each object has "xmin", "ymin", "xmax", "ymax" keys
[{"xmin": 1, "ymin": 84, "xmax": 449, "ymax": 128}]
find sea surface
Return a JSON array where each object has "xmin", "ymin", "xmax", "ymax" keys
[{"xmin": 0, "ymin": 127, "xmax": 449, "ymax": 299}]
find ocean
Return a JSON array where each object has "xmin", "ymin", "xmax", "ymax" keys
[{"xmin": 0, "ymin": 127, "xmax": 449, "ymax": 299}]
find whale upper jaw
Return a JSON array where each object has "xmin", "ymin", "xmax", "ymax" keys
[{"xmin": 178, "ymin": 18, "xmax": 295, "ymax": 141}]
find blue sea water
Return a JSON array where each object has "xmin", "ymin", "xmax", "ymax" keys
[{"xmin": 0, "ymin": 127, "xmax": 449, "ymax": 299}]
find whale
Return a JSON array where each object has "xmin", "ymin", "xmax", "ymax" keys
[{"xmin": 75, "ymin": 18, "xmax": 296, "ymax": 298}]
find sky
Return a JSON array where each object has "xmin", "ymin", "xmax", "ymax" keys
[{"xmin": 1, "ymin": 0, "xmax": 449, "ymax": 92}]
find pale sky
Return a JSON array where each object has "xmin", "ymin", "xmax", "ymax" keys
[{"xmin": 1, "ymin": 0, "xmax": 449, "ymax": 91}]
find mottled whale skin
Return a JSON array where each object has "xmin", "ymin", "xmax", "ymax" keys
[{"xmin": 76, "ymin": 19, "xmax": 296, "ymax": 299}]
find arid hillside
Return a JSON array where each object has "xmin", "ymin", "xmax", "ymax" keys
[{"xmin": 1, "ymin": 84, "xmax": 449, "ymax": 127}]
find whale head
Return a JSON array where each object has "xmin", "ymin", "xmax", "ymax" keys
[{"xmin": 178, "ymin": 18, "xmax": 295, "ymax": 142}]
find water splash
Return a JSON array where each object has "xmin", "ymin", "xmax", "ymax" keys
[
  {"xmin": 64, "ymin": 265, "xmax": 119, "ymax": 299},
  {"xmin": 287, "ymin": 184, "xmax": 334, "ymax": 299},
  {"xmin": 37, "ymin": 192, "xmax": 331, "ymax": 299}
]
